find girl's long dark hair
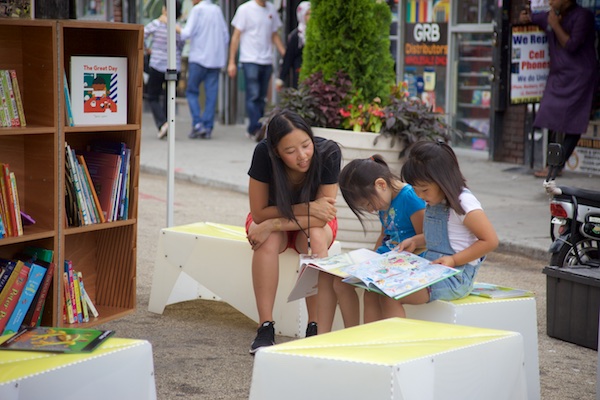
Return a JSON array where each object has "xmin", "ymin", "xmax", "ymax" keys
[
  {"xmin": 339, "ymin": 154, "xmax": 399, "ymax": 231},
  {"xmin": 266, "ymin": 110, "xmax": 330, "ymax": 220},
  {"xmin": 401, "ymin": 141, "xmax": 467, "ymax": 214}
]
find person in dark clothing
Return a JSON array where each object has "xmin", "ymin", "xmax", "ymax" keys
[
  {"xmin": 276, "ymin": 1, "xmax": 311, "ymax": 90},
  {"xmin": 520, "ymin": 0, "xmax": 599, "ymax": 176}
]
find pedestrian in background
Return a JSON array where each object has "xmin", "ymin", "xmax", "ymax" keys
[
  {"xmin": 144, "ymin": 0, "xmax": 185, "ymax": 140},
  {"xmin": 228, "ymin": 0, "xmax": 285, "ymax": 140},
  {"xmin": 182, "ymin": 0, "xmax": 230, "ymax": 140},
  {"xmin": 520, "ymin": 0, "xmax": 599, "ymax": 177},
  {"xmin": 276, "ymin": 1, "xmax": 311, "ymax": 91}
]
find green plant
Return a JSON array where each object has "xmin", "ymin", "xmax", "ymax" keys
[{"xmin": 301, "ymin": 0, "xmax": 395, "ymax": 102}]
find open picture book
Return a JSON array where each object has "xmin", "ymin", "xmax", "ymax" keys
[{"xmin": 288, "ymin": 249, "xmax": 460, "ymax": 301}]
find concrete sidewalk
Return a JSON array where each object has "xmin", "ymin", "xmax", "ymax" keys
[{"xmin": 140, "ymin": 101, "xmax": 598, "ymax": 260}]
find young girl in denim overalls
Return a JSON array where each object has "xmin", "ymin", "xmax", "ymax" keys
[{"xmin": 381, "ymin": 141, "xmax": 499, "ymax": 318}]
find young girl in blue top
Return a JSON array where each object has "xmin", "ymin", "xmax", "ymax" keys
[
  {"xmin": 338, "ymin": 154, "xmax": 426, "ymax": 323},
  {"xmin": 387, "ymin": 140, "xmax": 498, "ymax": 318}
]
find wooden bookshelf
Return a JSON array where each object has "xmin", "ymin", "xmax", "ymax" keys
[{"xmin": 0, "ymin": 19, "xmax": 142, "ymax": 328}]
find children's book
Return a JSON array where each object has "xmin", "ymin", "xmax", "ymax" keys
[
  {"xmin": 70, "ymin": 56, "xmax": 127, "ymax": 125},
  {"xmin": 470, "ymin": 282, "xmax": 534, "ymax": 299},
  {"xmin": 341, "ymin": 250, "xmax": 460, "ymax": 300},
  {"xmin": 287, "ymin": 248, "xmax": 381, "ymax": 302},
  {"xmin": 0, "ymin": 326, "xmax": 114, "ymax": 353},
  {"xmin": 2, "ymin": 262, "xmax": 46, "ymax": 335}
]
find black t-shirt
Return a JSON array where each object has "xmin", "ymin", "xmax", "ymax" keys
[{"xmin": 248, "ymin": 137, "xmax": 341, "ymax": 206}]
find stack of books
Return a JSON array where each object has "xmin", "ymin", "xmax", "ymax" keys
[
  {"xmin": 62, "ymin": 259, "xmax": 99, "ymax": 324},
  {"xmin": 0, "ymin": 247, "xmax": 55, "ymax": 336},
  {"xmin": 0, "ymin": 69, "xmax": 26, "ymax": 128},
  {"xmin": 65, "ymin": 140, "xmax": 131, "ymax": 226}
]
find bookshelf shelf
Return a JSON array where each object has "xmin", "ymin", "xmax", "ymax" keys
[{"xmin": 0, "ymin": 19, "xmax": 142, "ymax": 329}]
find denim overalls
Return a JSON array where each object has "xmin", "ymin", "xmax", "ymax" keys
[{"xmin": 422, "ymin": 202, "xmax": 482, "ymax": 301}]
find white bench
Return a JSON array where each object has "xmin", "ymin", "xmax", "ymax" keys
[
  {"xmin": 147, "ymin": 222, "xmax": 342, "ymax": 338},
  {"xmin": 405, "ymin": 295, "xmax": 540, "ymax": 400},
  {"xmin": 250, "ymin": 318, "xmax": 527, "ymax": 400}
]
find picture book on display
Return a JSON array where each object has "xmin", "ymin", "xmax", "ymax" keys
[
  {"xmin": 470, "ymin": 282, "xmax": 534, "ymax": 299},
  {"xmin": 0, "ymin": 326, "xmax": 114, "ymax": 353},
  {"xmin": 70, "ymin": 56, "xmax": 127, "ymax": 125},
  {"xmin": 341, "ymin": 250, "xmax": 460, "ymax": 300}
]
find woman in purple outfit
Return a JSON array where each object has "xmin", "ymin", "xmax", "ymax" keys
[{"xmin": 520, "ymin": 0, "xmax": 599, "ymax": 176}]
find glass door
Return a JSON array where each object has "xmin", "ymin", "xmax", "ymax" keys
[{"xmin": 453, "ymin": 32, "xmax": 493, "ymax": 150}]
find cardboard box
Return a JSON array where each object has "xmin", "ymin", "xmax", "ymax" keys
[{"xmin": 543, "ymin": 265, "xmax": 600, "ymax": 350}]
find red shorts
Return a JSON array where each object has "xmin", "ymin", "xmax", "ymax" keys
[{"xmin": 245, "ymin": 213, "xmax": 338, "ymax": 253}]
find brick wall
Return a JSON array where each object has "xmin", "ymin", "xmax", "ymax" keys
[{"xmin": 495, "ymin": 104, "xmax": 527, "ymax": 163}]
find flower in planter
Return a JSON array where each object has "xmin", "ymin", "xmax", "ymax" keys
[{"xmin": 339, "ymin": 94, "xmax": 385, "ymax": 133}]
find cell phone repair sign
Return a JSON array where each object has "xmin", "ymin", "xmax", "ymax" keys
[{"xmin": 510, "ymin": 25, "xmax": 549, "ymax": 104}]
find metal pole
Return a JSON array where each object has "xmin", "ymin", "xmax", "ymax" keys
[{"xmin": 166, "ymin": 0, "xmax": 177, "ymax": 227}]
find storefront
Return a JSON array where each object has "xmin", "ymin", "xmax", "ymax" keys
[{"xmin": 390, "ymin": 0, "xmax": 496, "ymax": 151}]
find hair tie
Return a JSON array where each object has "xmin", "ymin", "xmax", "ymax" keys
[{"xmin": 370, "ymin": 156, "xmax": 375, "ymax": 161}]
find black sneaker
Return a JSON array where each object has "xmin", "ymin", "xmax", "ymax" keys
[
  {"xmin": 305, "ymin": 321, "xmax": 317, "ymax": 337},
  {"xmin": 249, "ymin": 321, "xmax": 275, "ymax": 355}
]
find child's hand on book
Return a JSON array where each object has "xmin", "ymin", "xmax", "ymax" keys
[{"xmin": 431, "ymin": 255, "xmax": 455, "ymax": 267}]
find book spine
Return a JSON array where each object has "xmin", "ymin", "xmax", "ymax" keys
[
  {"xmin": 63, "ymin": 70, "xmax": 74, "ymax": 127},
  {"xmin": 9, "ymin": 172, "xmax": 23, "ymax": 236},
  {"xmin": 0, "ymin": 261, "xmax": 16, "ymax": 295},
  {"xmin": 26, "ymin": 261, "xmax": 55, "ymax": 327},
  {"xmin": 1, "ymin": 70, "xmax": 20, "ymax": 127},
  {"xmin": 62, "ymin": 271, "xmax": 75, "ymax": 324},
  {"xmin": 3, "ymin": 263, "xmax": 46, "ymax": 335},
  {"xmin": 9, "ymin": 70, "xmax": 26, "ymax": 127},
  {"xmin": 72, "ymin": 269, "xmax": 83, "ymax": 323},
  {"xmin": 65, "ymin": 261, "xmax": 79, "ymax": 323},
  {"xmin": 77, "ymin": 272, "xmax": 90, "ymax": 322},
  {"xmin": 72, "ymin": 149, "xmax": 97, "ymax": 224},
  {"xmin": 119, "ymin": 147, "xmax": 131, "ymax": 220},
  {"xmin": 0, "ymin": 75, "xmax": 11, "ymax": 127},
  {"xmin": 65, "ymin": 143, "xmax": 90, "ymax": 225},
  {"xmin": 2, "ymin": 164, "xmax": 17, "ymax": 236},
  {"xmin": 77, "ymin": 155, "xmax": 105, "ymax": 223},
  {"xmin": 0, "ymin": 263, "xmax": 30, "ymax": 333},
  {"xmin": 82, "ymin": 285, "xmax": 99, "ymax": 318},
  {"xmin": 0, "ymin": 211, "xmax": 5, "ymax": 238}
]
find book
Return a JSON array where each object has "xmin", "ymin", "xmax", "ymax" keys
[
  {"xmin": 70, "ymin": 56, "xmax": 128, "ymax": 126},
  {"xmin": 1, "ymin": 70, "xmax": 20, "ymax": 127},
  {"xmin": 0, "ymin": 326, "xmax": 115, "ymax": 353},
  {"xmin": 3, "ymin": 262, "xmax": 47, "ymax": 335},
  {"xmin": 9, "ymin": 172, "xmax": 23, "ymax": 236},
  {"xmin": 64, "ymin": 260, "xmax": 80, "ymax": 323},
  {"xmin": 82, "ymin": 283, "xmax": 99, "ymax": 318},
  {"xmin": 288, "ymin": 248, "xmax": 381, "ymax": 302},
  {"xmin": 77, "ymin": 154, "xmax": 105, "ymax": 223},
  {"xmin": 24, "ymin": 246, "xmax": 54, "ymax": 264},
  {"xmin": 470, "ymin": 283, "xmax": 534, "ymax": 299},
  {"xmin": 0, "ymin": 260, "xmax": 16, "ymax": 295},
  {"xmin": 9, "ymin": 70, "xmax": 26, "ymax": 127},
  {"xmin": 0, "ymin": 262, "xmax": 30, "ymax": 333},
  {"xmin": 72, "ymin": 268, "xmax": 83, "ymax": 323},
  {"xmin": 24, "ymin": 260, "xmax": 55, "ymax": 327},
  {"xmin": 80, "ymin": 150, "xmax": 121, "ymax": 222},
  {"xmin": 63, "ymin": 69, "xmax": 74, "ymax": 126},
  {"xmin": 65, "ymin": 143, "xmax": 90, "ymax": 225},
  {"xmin": 77, "ymin": 272, "xmax": 89, "ymax": 322},
  {"xmin": 62, "ymin": 272, "xmax": 75, "ymax": 324},
  {"xmin": 341, "ymin": 250, "xmax": 460, "ymax": 300},
  {"xmin": 1, "ymin": 164, "xmax": 17, "ymax": 236},
  {"xmin": 0, "ymin": 77, "xmax": 11, "ymax": 127}
]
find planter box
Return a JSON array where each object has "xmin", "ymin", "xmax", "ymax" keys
[
  {"xmin": 312, "ymin": 127, "xmax": 405, "ymax": 250},
  {"xmin": 542, "ymin": 265, "xmax": 600, "ymax": 350}
]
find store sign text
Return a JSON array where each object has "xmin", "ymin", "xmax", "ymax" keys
[{"xmin": 404, "ymin": 23, "xmax": 448, "ymax": 67}]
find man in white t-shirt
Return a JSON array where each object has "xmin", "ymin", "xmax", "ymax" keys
[{"xmin": 227, "ymin": 0, "xmax": 285, "ymax": 139}]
